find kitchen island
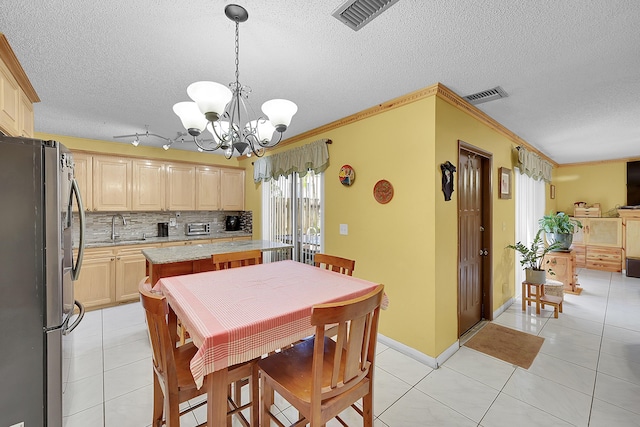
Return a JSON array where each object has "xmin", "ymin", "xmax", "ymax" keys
[{"xmin": 142, "ymin": 239, "xmax": 293, "ymax": 285}]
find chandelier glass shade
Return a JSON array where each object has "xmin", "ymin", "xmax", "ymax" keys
[{"xmin": 172, "ymin": 4, "xmax": 297, "ymax": 159}]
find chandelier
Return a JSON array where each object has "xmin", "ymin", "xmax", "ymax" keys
[{"xmin": 172, "ymin": 4, "xmax": 297, "ymax": 159}]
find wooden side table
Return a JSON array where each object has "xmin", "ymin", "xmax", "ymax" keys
[
  {"xmin": 544, "ymin": 250, "xmax": 578, "ymax": 292},
  {"xmin": 522, "ymin": 281, "xmax": 563, "ymax": 318}
]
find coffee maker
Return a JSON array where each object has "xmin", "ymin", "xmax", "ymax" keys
[{"xmin": 225, "ymin": 215, "xmax": 240, "ymax": 231}]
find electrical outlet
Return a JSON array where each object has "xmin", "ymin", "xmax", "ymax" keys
[
  {"xmin": 339, "ymin": 224, "xmax": 348, "ymax": 235},
  {"xmin": 169, "ymin": 218, "xmax": 177, "ymax": 227}
]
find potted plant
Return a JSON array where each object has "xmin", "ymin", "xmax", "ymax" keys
[
  {"xmin": 507, "ymin": 229, "xmax": 562, "ymax": 283},
  {"xmin": 538, "ymin": 212, "xmax": 583, "ymax": 251}
]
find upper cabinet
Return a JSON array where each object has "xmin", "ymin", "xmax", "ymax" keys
[
  {"xmin": 221, "ymin": 168, "xmax": 245, "ymax": 211},
  {"xmin": 196, "ymin": 166, "xmax": 221, "ymax": 211},
  {"xmin": 166, "ymin": 163, "xmax": 196, "ymax": 211},
  {"xmin": 72, "ymin": 152, "xmax": 93, "ymax": 212},
  {"xmin": 71, "ymin": 151, "xmax": 245, "ymax": 212},
  {"xmin": 132, "ymin": 159, "xmax": 165, "ymax": 211},
  {"xmin": 0, "ymin": 34, "xmax": 39, "ymax": 137},
  {"xmin": 93, "ymin": 155, "xmax": 132, "ymax": 211}
]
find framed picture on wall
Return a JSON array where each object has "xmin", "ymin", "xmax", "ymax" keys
[{"xmin": 499, "ymin": 167, "xmax": 511, "ymax": 199}]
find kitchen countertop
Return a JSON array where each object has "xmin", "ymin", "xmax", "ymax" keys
[
  {"xmin": 83, "ymin": 232, "xmax": 253, "ymax": 249},
  {"xmin": 142, "ymin": 239, "xmax": 293, "ymax": 264}
]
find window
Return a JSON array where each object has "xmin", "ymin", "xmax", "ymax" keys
[
  {"xmin": 262, "ymin": 170, "xmax": 323, "ymax": 264},
  {"xmin": 514, "ymin": 169, "xmax": 546, "ymax": 291}
]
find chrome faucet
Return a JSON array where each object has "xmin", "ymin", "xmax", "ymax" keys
[{"xmin": 111, "ymin": 214, "xmax": 126, "ymax": 240}]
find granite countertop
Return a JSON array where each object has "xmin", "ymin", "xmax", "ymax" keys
[
  {"xmin": 142, "ymin": 239, "xmax": 293, "ymax": 264},
  {"xmin": 83, "ymin": 231, "xmax": 253, "ymax": 248}
]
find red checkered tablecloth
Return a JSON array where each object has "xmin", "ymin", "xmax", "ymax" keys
[{"xmin": 158, "ymin": 260, "xmax": 384, "ymax": 388}]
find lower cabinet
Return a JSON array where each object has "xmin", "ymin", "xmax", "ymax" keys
[
  {"xmin": 115, "ymin": 246, "xmax": 154, "ymax": 302},
  {"xmin": 73, "ymin": 248, "xmax": 115, "ymax": 310},
  {"xmin": 74, "ymin": 244, "xmax": 158, "ymax": 310}
]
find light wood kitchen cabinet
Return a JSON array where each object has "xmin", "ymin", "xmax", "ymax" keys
[
  {"xmin": 132, "ymin": 159, "xmax": 165, "ymax": 211},
  {"xmin": 0, "ymin": 34, "xmax": 38, "ymax": 137},
  {"xmin": 72, "ymin": 152, "xmax": 92, "ymax": 212},
  {"xmin": 196, "ymin": 166, "xmax": 221, "ymax": 210},
  {"xmin": 166, "ymin": 163, "xmax": 196, "ymax": 210},
  {"xmin": 221, "ymin": 168, "xmax": 245, "ymax": 211},
  {"xmin": 572, "ymin": 217, "xmax": 623, "ymax": 271},
  {"xmin": 619, "ymin": 209, "xmax": 640, "ymax": 261},
  {"xmin": 75, "ymin": 243, "xmax": 161, "ymax": 310},
  {"xmin": 0, "ymin": 57, "xmax": 20, "ymax": 136},
  {"xmin": 73, "ymin": 248, "xmax": 115, "ymax": 309},
  {"xmin": 115, "ymin": 245, "xmax": 155, "ymax": 302},
  {"xmin": 19, "ymin": 91, "xmax": 33, "ymax": 137},
  {"xmin": 93, "ymin": 155, "xmax": 132, "ymax": 211}
]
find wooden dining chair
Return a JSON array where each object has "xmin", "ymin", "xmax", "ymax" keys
[
  {"xmin": 211, "ymin": 249, "xmax": 262, "ymax": 270},
  {"xmin": 258, "ymin": 284, "xmax": 384, "ymax": 427},
  {"xmin": 139, "ymin": 277, "xmax": 259, "ymax": 427},
  {"xmin": 314, "ymin": 253, "xmax": 355, "ymax": 276}
]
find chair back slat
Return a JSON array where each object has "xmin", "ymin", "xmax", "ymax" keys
[
  {"xmin": 310, "ymin": 284, "xmax": 384, "ymax": 400},
  {"xmin": 212, "ymin": 250, "xmax": 262, "ymax": 270},
  {"xmin": 139, "ymin": 277, "xmax": 179, "ymax": 392},
  {"xmin": 314, "ymin": 253, "xmax": 355, "ymax": 276}
]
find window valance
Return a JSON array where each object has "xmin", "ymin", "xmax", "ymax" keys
[
  {"xmin": 515, "ymin": 146, "xmax": 553, "ymax": 183},
  {"xmin": 253, "ymin": 139, "xmax": 330, "ymax": 182}
]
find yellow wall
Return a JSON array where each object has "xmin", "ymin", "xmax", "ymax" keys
[
  {"xmin": 554, "ymin": 161, "xmax": 626, "ymax": 215},
  {"xmin": 35, "ymin": 132, "xmax": 242, "ymax": 167},
  {"xmin": 241, "ymin": 97, "xmax": 439, "ymax": 355},
  {"xmin": 241, "ymin": 91, "xmax": 519, "ymax": 358},
  {"xmin": 434, "ymin": 98, "xmax": 517, "ymax": 352}
]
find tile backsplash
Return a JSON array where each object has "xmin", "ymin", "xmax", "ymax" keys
[{"xmin": 74, "ymin": 210, "xmax": 252, "ymax": 243}]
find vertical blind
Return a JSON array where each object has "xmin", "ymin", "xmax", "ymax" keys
[{"xmin": 262, "ymin": 170, "xmax": 323, "ymax": 264}]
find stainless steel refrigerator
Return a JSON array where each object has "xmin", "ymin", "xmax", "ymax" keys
[{"xmin": 0, "ymin": 136, "xmax": 86, "ymax": 427}]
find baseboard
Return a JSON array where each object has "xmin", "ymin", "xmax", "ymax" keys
[
  {"xmin": 493, "ymin": 297, "xmax": 515, "ymax": 320},
  {"xmin": 377, "ymin": 334, "xmax": 460, "ymax": 369}
]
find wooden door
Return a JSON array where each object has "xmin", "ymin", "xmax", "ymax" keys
[{"xmin": 458, "ymin": 144, "xmax": 492, "ymax": 336}]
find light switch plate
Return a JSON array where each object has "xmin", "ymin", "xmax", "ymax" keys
[{"xmin": 339, "ymin": 224, "xmax": 348, "ymax": 235}]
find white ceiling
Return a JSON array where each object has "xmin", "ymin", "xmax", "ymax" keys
[{"xmin": 1, "ymin": 0, "xmax": 639, "ymax": 164}]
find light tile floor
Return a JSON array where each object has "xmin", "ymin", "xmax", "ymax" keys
[{"xmin": 62, "ymin": 268, "xmax": 640, "ymax": 426}]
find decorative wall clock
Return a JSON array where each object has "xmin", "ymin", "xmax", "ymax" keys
[
  {"xmin": 339, "ymin": 164, "xmax": 355, "ymax": 186},
  {"xmin": 373, "ymin": 179, "xmax": 393, "ymax": 204}
]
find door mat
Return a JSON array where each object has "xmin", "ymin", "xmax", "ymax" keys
[
  {"xmin": 464, "ymin": 323, "xmax": 544, "ymax": 369},
  {"xmin": 565, "ymin": 286, "xmax": 583, "ymax": 295}
]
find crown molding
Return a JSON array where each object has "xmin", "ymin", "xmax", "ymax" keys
[
  {"xmin": 0, "ymin": 33, "xmax": 40, "ymax": 103},
  {"xmin": 274, "ymin": 81, "xmax": 557, "ymax": 167}
]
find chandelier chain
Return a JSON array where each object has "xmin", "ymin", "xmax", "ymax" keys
[{"xmin": 235, "ymin": 21, "xmax": 240, "ymax": 88}]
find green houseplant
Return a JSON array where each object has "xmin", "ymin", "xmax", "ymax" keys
[
  {"xmin": 538, "ymin": 212, "xmax": 583, "ymax": 251},
  {"xmin": 507, "ymin": 229, "xmax": 562, "ymax": 283}
]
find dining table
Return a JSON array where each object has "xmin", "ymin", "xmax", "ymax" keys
[{"xmin": 156, "ymin": 259, "xmax": 386, "ymax": 427}]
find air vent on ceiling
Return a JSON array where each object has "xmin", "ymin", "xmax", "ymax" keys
[
  {"xmin": 332, "ymin": 0, "xmax": 401, "ymax": 31},
  {"xmin": 462, "ymin": 86, "xmax": 509, "ymax": 105}
]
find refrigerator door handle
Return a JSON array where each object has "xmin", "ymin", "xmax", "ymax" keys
[
  {"xmin": 70, "ymin": 178, "xmax": 85, "ymax": 281},
  {"xmin": 63, "ymin": 300, "xmax": 85, "ymax": 335}
]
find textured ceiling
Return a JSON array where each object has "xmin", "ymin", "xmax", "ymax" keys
[{"xmin": 1, "ymin": 0, "xmax": 639, "ymax": 164}]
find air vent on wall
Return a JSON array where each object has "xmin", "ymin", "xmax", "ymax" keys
[
  {"xmin": 462, "ymin": 86, "xmax": 509, "ymax": 105},
  {"xmin": 332, "ymin": 0, "xmax": 401, "ymax": 31}
]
